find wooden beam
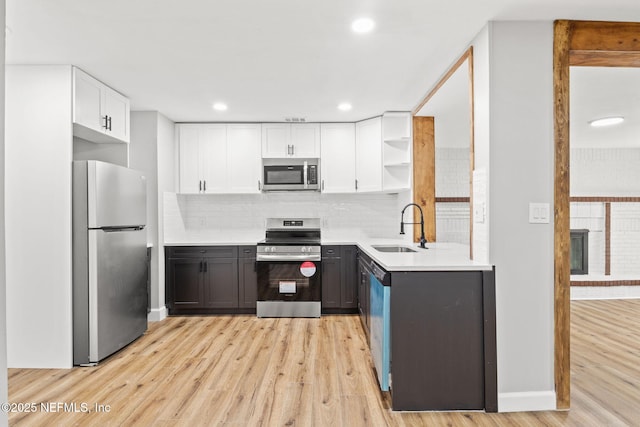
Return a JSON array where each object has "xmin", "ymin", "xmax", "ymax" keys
[
  {"xmin": 412, "ymin": 116, "xmax": 436, "ymax": 243},
  {"xmin": 570, "ymin": 21, "xmax": 640, "ymax": 52},
  {"xmin": 570, "ymin": 50, "xmax": 640, "ymax": 67},
  {"xmin": 553, "ymin": 19, "xmax": 572, "ymax": 411}
]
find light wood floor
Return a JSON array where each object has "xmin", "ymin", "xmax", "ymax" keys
[{"xmin": 8, "ymin": 300, "xmax": 640, "ymax": 426}]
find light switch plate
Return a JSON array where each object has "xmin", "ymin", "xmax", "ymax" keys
[{"xmin": 529, "ymin": 203, "xmax": 550, "ymax": 224}]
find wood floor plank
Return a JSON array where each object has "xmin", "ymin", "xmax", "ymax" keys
[{"xmin": 8, "ymin": 300, "xmax": 640, "ymax": 426}]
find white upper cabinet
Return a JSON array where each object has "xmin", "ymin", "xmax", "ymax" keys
[
  {"xmin": 355, "ymin": 116, "xmax": 383, "ymax": 192},
  {"xmin": 178, "ymin": 123, "xmax": 261, "ymax": 194},
  {"xmin": 199, "ymin": 125, "xmax": 228, "ymax": 193},
  {"xmin": 290, "ymin": 123, "xmax": 320, "ymax": 157},
  {"xmin": 72, "ymin": 67, "xmax": 130, "ymax": 143},
  {"xmin": 262, "ymin": 123, "xmax": 320, "ymax": 158},
  {"xmin": 178, "ymin": 124, "xmax": 227, "ymax": 194},
  {"xmin": 227, "ymin": 124, "xmax": 262, "ymax": 193},
  {"xmin": 320, "ymin": 123, "xmax": 356, "ymax": 193},
  {"xmin": 178, "ymin": 125, "xmax": 202, "ymax": 194}
]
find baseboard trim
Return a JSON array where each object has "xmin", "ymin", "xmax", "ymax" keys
[
  {"xmin": 147, "ymin": 306, "xmax": 167, "ymax": 322},
  {"xmin": 498, "ymin": 391, "xmax": 556, "ymax": 412}
]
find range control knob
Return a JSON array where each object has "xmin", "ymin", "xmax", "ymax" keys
[
  {"xmin": 271, "ymin": 247, "xmax": 277, "ymax": 253},
  {"xmin": 301, "ymin": 247, "xmax": 307, "ymax": 252}
]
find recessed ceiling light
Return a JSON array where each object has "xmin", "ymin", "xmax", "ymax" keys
[
  {"xmin": 589, "ymin": 116, "xmax": 624, "ymax": 127},
  {"xmin": 338, "ymin": 102, "xmax": 352, "ymax": 111},
  {"xmin": 212, "ymin": 102, "xmax": 228, "ymax": 111},
  {"xmin": 351, "ymin": 18, "xmax": 375, "ymax": 33}
]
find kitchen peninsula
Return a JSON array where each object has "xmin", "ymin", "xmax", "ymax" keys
[{"xmin": 165, "ymin": 236, "xmax": 496, "ymax": 412}]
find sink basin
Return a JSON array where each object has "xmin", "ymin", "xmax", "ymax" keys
[{"xmin": 372, "ymin": 245, "xmax": 416, "ymax": 253}]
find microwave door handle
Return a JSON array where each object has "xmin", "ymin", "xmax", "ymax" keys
[{"xmin": 303, "ymin": 161, "xmax": 308, "ymax": 189}]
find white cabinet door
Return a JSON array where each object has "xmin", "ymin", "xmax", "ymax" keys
[
  {"xmin": 355, "ymin": 117, "xmax": 383, "ymax": 192},
  {"xmin": 73, "ymin": 68, "xmax": 104, "ymax": 134},
  {"xmin": 320, "ymin": 123, "xmax": 356, "ymax": 193},
  {"xmin": 200, "ymin": 125, "xmax": 228, "ymax": 193},
  {"xmin": 227, "ymin": 124, "xmax": 261, "ymax": 193},
  {"xmin": 262, "ymin": 123, "xmax": 291, "ymax": 158},
  {"xmin": 103, "ymin": 87, "xmax": 130, "ymax": 143},
  {"xmin": 178, "ymin": 125, "xmax": 202, "ymax": 194},
  {"xmin": 291, "ymin": 123, "xmax": 320, "ymax": 158},
  {"xmin": 72, "ymin": 67, "xmax": 130, "ymax": 144}
]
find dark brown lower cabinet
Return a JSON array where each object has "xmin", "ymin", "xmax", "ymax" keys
[
  {"xmin": 321, "ymin": 245, "xmax": 358, "ymax": 313},
  {"xmin": 238, "ymin": 246, "xmax": 257, "ymax": 309},
  {"xmin": 166, "ymin": 246, "xmax": 240, "ymax": 314},
  {"xmin": 389, "ymin": 269, "xmax": 497, "ymax": 412}
]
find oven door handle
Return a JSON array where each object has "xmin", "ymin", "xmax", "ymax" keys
[{"xmin": 256, "ymin": 254, "xmax": 321, "ymax": 262}]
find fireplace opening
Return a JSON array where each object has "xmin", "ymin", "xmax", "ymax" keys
[{"xmin": 570, "ymin": 229, "xmax": 589, "ymax": 275}]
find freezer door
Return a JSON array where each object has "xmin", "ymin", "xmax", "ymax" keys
[
  {"xmin": 87, "ymin": 160, "xmax": 146, "ymax": 228},
  {"xmin": 88, "ymin": 227, "xmax": 148, "ymax": 363}
]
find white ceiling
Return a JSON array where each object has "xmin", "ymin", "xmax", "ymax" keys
[
  {"xmin": 6, "ymin": 0, "xmax": 640, "ymax": 123},
  {"xmin": 571, "ymin": 67, "xmax": 640, "ymax": 148}
]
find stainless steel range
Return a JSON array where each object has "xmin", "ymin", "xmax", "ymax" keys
[{"xmin": 256, "ymin": 218, "xmax": 321, "ymax": 317}]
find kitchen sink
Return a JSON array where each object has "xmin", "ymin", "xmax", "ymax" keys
[{"xmin": 372, "ymin": 245, "xmax": 417, "ymax": 253}]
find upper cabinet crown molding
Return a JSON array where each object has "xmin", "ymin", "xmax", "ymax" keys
[
  {"xmin": 262, "ymin": 123, "xmax": 320, "ymax": 158},
  {"xmin": 73, "ymin": 67, "xmax": 130, "ymax": 144}
]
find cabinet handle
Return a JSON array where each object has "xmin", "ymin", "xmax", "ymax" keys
[
  {"xmin": 199, "ymin": 261, "xmax": 203, "ymax": 273},
  {"xmin": 107, "ymin": 116, "xmax": 112, "ymax": 131},
  {"xmin": 292, "ymin": 145, "xmax": 295, "ymax": 156},
  {"xmin": 287, "ymin": 145, "xmax": 291, "ymax": 156},
  {"xmin": 355, "ymin": 179, "xmax": 358, "ymax": 191},
  {"xmin": 102, "ymin": 115, "xmax": 109, "ymax": 129},
  {"xmin": 322, "ymin": 180, "xmax": 325, "ymax": 191},
  {"xmin": 199, "ymin": 180, "xmax": 202, "ymax": 192},
  {"xmin": 203, "ymin": 180, "xmax": 207, "ymax": 192},
  {"xmin": 203, "ymin": 261, "xmax": 208, "ymax": 273},
  {"xmin": 258, "ymin": 179, "xmax": 261, "ymax": 191}
]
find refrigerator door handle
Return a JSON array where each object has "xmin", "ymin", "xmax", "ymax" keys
[{"xmin": 101, "ymin": 226, "xmax": 145, "ymax": 232}]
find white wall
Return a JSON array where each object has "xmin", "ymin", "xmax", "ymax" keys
[
  {"xmin": 5, "ymin": 66, "xmax": 74, "ymax": 368},
  {"xmin": 571, "ymin": 148, "xmax": 640, "ymax": 196},
  {"xmin": 156, "ymin": 114, "xmax": 175, "ymax": 318},
  {"xmin": 471, "ymin": 25, "xmax": 491, "ymax": 265},
  {"xmin": 1, "ymin": 1, "xmax": 8, "ymax": 424},
  {"xmin": 130, "ymin": 112, "xmax": 175, "ymax": 321},
  {"xmin": 484, "ymin": 21, "xmax": 556, "ymax": 411}
]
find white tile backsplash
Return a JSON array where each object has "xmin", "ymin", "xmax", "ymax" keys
[{"xmin": 164, "ymin": 191, "xmax": 405, "ymax": 243}]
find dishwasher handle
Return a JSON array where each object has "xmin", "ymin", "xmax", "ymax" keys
[{"xmin": 370, "ymin": 261, "xmax": 390, "ymax": 286}]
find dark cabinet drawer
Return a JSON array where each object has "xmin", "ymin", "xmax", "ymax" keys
[
  {"xmin": 322, "ymin": 245, "xmax": 341, "ymax": 257},
  {"xmin": 166, "ymin": 246, "xmax": 238, "ymax": 258},
  {"xmin": 238, "ymin": 245, "xmax": 257, "ymax": 258}
]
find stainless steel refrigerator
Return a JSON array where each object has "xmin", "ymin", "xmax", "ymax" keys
[{"xmin": 72, "ymin": 160, "xmax": 148, "ymax": 366}]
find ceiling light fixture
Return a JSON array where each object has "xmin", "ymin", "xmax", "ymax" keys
[
  {"xmin": 338, "ymin": 103, "xmax": 353, "ymax": 111},
  {"xmin": 212, "ymin": 102, "xmax": 228, "ymax": 111},
  {"xmin": 589, "ymin": 116, "xmax": 624, "ymax": 127},
  {"xmin": 351, "ymin": 18, "xmax": 375, "ymax": 33}
]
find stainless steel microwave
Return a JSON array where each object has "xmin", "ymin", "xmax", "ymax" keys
[{"xmin": 262, "ymin": 158, "xmax": 320, "ymax": 191}]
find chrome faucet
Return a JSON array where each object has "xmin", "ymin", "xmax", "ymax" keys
[{"xmin": 400, "ymin": 203, "xmax": 428, "ymax": 249}]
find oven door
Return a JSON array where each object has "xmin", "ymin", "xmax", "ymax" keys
[{"xmin": 257, "ymin": 260, "xmax": 321, "ymax": 302}]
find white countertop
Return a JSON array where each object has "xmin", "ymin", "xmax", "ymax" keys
[
  {"xmin": 353, "ymin": 239, "xmax": 492, "ymax": 272},
  {"xmin": 165, "ymin": 236, "xmax": 491, "ymax": 272}
]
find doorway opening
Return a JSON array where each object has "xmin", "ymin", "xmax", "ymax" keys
[{"xmin": 553, "ymin": 19, "xmax": 640, "ymax": 409}]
